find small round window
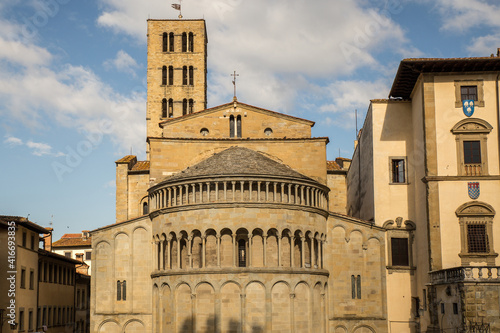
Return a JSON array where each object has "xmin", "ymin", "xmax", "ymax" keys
[
  {"xmin": 264, "ymin": 128, "xmax": 273, "ymax": 136},
  {"xmin": 200, "ymin": 128, "xmax": 209, "ymax": 136}
]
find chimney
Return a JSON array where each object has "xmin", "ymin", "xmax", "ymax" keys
[
  {"xmin": 42, "ymin": 227, "xmax": 53, "ymax": 251},
  {"xmin": 497, "ymin": 48, "xmax": 500, "ymax": 57}
]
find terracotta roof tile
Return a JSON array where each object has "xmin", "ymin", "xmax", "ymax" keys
[
  {"xmin": 160, "ymin": 146, "xmax": 313, "ymax": 183},
  {"xmin": 326, "ymin": 161, "xmax": 341, "ymax": 171},
  {"xmin": 115, "ymin": 155, "xmax": 136, "ymax": 163},
  {"xmin": 131, "ymin": 161, "xmax": 150, "ymax": 171},
  {"xmin": 52, "ymin": 235, "xmax": 91, "ymax": 248}
]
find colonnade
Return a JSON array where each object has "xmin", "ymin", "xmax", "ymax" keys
[
  {"xmin": 153, "ymin": 228, "xmax": 326, "ymax": 272},
  {"xmin": 149, "ymin": 179, "xmax": 329, "ymax": 212}
]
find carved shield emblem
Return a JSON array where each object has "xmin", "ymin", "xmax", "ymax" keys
[
  {"xmin": 468, "ymin": 182, "xmax": 480, "ymax": 200},
  {"xmin": 463, "ymin": 100, "xmax": 475, "ymax": 117}
]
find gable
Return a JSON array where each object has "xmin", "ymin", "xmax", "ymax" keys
[{"xmin": 159, "ymin": 101, "xmax": 313, "ymax": 139}]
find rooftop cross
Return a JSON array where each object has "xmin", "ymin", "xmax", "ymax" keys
[{"xmin": 231, "ymin": 70, "xmax": 239, "ymax": 101}]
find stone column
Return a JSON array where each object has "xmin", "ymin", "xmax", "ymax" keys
[
  {"xmin": 188, "ymin": 236, "xmax": 193, "ymax": 268},
  {"xmin": 301, "ymin": 237, "xmax": 305, "ymax": 268},
  {"xmin": 199, "ymin": 183, "xmax": 203, "ymax": 203},
  {"xmin": 281, "ymin": 183, "xmax": 285, "ymax": 203},
  {"xmin": 216, "ymin": 234, "xmax": 221, "ymax": 267},
  {"xmin": 173, "ymin": 187, "xmax": 177, "ymax": 206},
  {"xmin": 231, "ymin": 181, "xmax": 236, "ymax": 201},
  {"xmin": 248, "ymin": 234, "xmax": 253, "ymax": 267},
  {"xmin": 294, "ymin": 185, "xmax": 299, "ymax": 204},
  {"xmin": 273, "ymin": 182, "xmax": 277, "ymax": 202},
  {"xmin": 263, "ymin": 235, "xmax": 268, "ymax": 267},
  {"xmin": 224, "ymin": 182, "xmax": 227, "ymax": 201},
  {"xmin": 191, "ymin": 184, "xmax": 196, "ymax": 204},
  {"xmin": 249, "ymin": 181, "xmax": 253, "ymax": 201},
  {"xmin": 319, "ymin": 240, "xmax": 323, "ymax": 269},
  {"xmin": 265, "ymin": 182, "xmax": 270, "ymax": 201},
  {"xmin": 160, "ymin": 239, "xmax": 165, "ymax": 270},
  {"xmin": 154, "ymin": 240, "xmax": 158, "ymax": 270},
  {"xmin": 232, "ymin": 233, "xmax": 237, "ymax": 267},
  {"xmin": 215, "ymin": 182, "xmax": 219, "ymax": 201},
  {"xmin": 240, "ymin": 181, "xmax": 245, "ymax": 201},
  {"xmin": 179, "ymin": 185, "xmax": 183, "ymax": 205},
  {"xmin": 206, "ymin": 182, "xmax": 211, "ymax": 202},
  {"xmin": 278, "ymin": 232, "xmax": 282, "ymax": 267},
  {"xmin": 166, "ymin": 237, "xmax": 171, "ymax": 269},
  {"xmin": 185, "ymin": 185, "xmax": 189, "ymax": 204},
  {"xmin": 177, "ymin": 238, "xmax": 181, "ymax": 269},
  {"xmin": 290, "ymin": 236, "xmax": 295, "ymax": 268},
  {"xmin": 202, "ymin": 235, "xmax": 206, "ymax": 268},
  {"xmin": 290, "ymin": 293, "xmax": 296, "ymax": 333},
  {"xmin": 257, "ymin": 181, "xmax": 262, "ymax": 202},
  {"xmin": 288, "ymin": 184, "xmax": 292, "ymax": 203}
]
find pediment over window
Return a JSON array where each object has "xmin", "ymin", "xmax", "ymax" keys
[
  {"xmin": 456, "ymin": 201, "xmax": 495, "ymax": 217},
  {"xmin": 451, "ymin": 118, "xmax": 493, "ymax": 134}
]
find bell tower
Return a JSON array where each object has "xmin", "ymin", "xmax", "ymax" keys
[{"xmin": 146, "ymin": 19, "xmax": 207, "ymax": 139}]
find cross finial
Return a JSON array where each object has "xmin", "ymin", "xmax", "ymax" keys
[{"xmin": 231, "ymin": 70, "xmax": 239, "ymax": 101}]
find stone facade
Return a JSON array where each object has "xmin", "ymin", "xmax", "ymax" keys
[
  {"xmin": 90, "ymin": 18, "xmax": 386, "ymax": 333},
  {"xmin": 347, "ymin": 58, "xmax": 500, "ymax": 332}
]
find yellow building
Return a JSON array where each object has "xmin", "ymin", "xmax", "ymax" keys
[
  {"xmin": 347, "ymin": 57, "xmax": 500, "ymax": 332},
  {"xmin": 90, "ymin": 18, "xmax": 387, "ymax": 333},
  {"xmin": 0, "ymin": 216, "xmax": 86, "ymax": 333}
]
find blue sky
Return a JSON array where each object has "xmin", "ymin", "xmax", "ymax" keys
[{"xmin": 1, "ymin": 0, "xmax": 500, "ymax": 240}]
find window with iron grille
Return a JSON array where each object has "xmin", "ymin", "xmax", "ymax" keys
[{"xmin": 467, "ymin": 224, "xmax": 489, "ymax": 253}]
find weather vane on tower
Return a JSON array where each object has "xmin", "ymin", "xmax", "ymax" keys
[{"xmin": 171, "ymin": 0, "xmax": 182, "ymax": 19}]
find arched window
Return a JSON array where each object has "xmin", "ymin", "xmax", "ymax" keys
[
  {"xmin": 188, "ymin": 32, "xmax": 194, "ymax": 52},
  {"xmin": 189, "ymin": 66, "xmax": 194, "ymax": 85},
  {"xmin": 162, "ymin": 33, "xmax": 168, "ymax": 52},
  {"xmin": 182, "ymin": 99, "xmax": 187, "ymax": 115},
  {"xmin": 456, "ymin": 201, "xmax": 496, "ymax": 266},
  {"xmin": 182, "ymin": 32, "xmax": 187, "ymax": 52},
  {"xmin": 168, "ymin": 66, "xmax": 174, "ymax": 85},
  {"xmin": 229, "ymin": 115, "xmax": 235, "ymax": 137},
  {"xmin": 142, "ymin": 202, "xmax": 148, "ymax": 215},
  {"xmin": 161, "ymin": 66, "xmax": 167, "ymax": 85},
  {"xmin": 117, "ymin": 280, "xmax": 121, "ymax": 300},
  {"xmin": 169, "ymin": 32, "xmax": 174, "ymax": 52},
  {"xmin": 182, "ymin": 66, "xmax": 188, "ymax": 85},
  {"xmin": 161, "ymin": 99, "xmax": 167, "ymax": 118},
  {"xmin": 168, "ymin": 98, "xmax": 173, "ymax": 117},
  {"xmin": 122, "ymin": 281, "xmax": 126, "ymax": 300},
  {"xmin": 238, "ymin": 239, "xmax": 246, "ymax": 267},
  {"xmin": 236, "ymin": 115, "xmax": 242, "ymax": 138},
  {"xmin": 188, "ymin": 99, "xmax": 194, "ymax": 114}
]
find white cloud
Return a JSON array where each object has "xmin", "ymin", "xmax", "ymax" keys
[
  {"xmin": 435, "ymin": 0, "xmax": 500, "ymax": 32},
  {"xmin": 3, "ymin": 136, "xmax": 64, "ymax": 156},
  {"xmin": 467, "ymin": 34, "xmax": 500, "ymax": 56},
  {"xmin": 96, "ymin": 0, "xmax": 415, "ymax": 114},
  {"xmin": 4, "ymin": 136, "xmax": 23, "ymax": 146},
  {"xmin": 103, "ymin": 50, "xmax": 140, "ymax": 77},
  {"xmin": 26, "ymin": 140, "xmax": 64, "ymax": 157}
]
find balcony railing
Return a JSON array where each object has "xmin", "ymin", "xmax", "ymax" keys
[
  {"xmin": 464, "ymin": 163, "xmax": 482, "ymax": 176},
  {"xmin": 429, "ymin": 266, "xmax": 500, "ymax": 284}
]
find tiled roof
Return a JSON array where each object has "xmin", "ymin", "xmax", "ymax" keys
[
  {"xmin": 161, "ymin": 146, "xmax": 313, "ymax": 183},
  {"xmin": 390, "ymin": 56, "xmax": 500, "ymax": 99},
  {"xmin": 52, "ymin": 235, "xmax": 91, "ymax": 248},
  {"xmin": 115, "ymin": 155, "xmax": 136, "ymax": 163},
  {"xmin": 326, "ymin": 161, "xmax": 341, "ymax": 171},
  {"xmin": 131, "ymin": 161, "xmax": 150, "ymax": 171}
]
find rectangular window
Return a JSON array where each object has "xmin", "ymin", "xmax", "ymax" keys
[
  {"xmin": 77, "ymin": 290, "xmax": 80, "ymax": 309},
  {"xmin": 391, "ymin": 159, "xmax": 405, "ymax": 183},
  {"xmin": 37, "ymin": 307, "xmax": 40, "ymax": 328},
  {"xmin": 86, "ymin": 251, "xmax": 91, "ymax": 260},
  {"xmin": 19, "ymin": 310, "xmax": 24, "ymax": 331},
  {"xmin": 29, "ymin": 269, "xmax": 34, "ymax": 289},
  {"xmin": 461, "ymin": 85, "xmax": 477, "ymax": 101},
  {"xmin": 22, "ymin": 231, "xmax": 27, "ymax": 247},
  {"xmin": 29, "ymin": 310, "xmax": 33, "ymax": 331},
  {"xmin": 467, "ymin": 224, "xmax": 488, "ymax": 253},
  {"xmin": 463, "ymin": 141, "xmax": 481, "ymax": 164},
  {"xmin": 48, "ymin": 307, "xmax": 52, "ymax": 327},
  {"xmin": 453, "ymin": 303, "xmax": 459, "ymax": 315},
  {"xmin": 64, "ymin": 251, "xmax": 71, "ymax": 258},
  {"xmin": 82, "ymin": 290, "xmax": 86, "ymax": 309},
  {"xmin": 21, "ymin": 268, "xmax": 26, "ymax": 288},
  {"xmin": 391, "ymin": 238, "xmax": 409, "ymax": 266},
  {"xmin": 42, "ymin": 307, "xmax": 46, "ymax": 326},
  {"xmin": 31, "ymin": 235, "xmax": 35, "ymax": 250}
]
